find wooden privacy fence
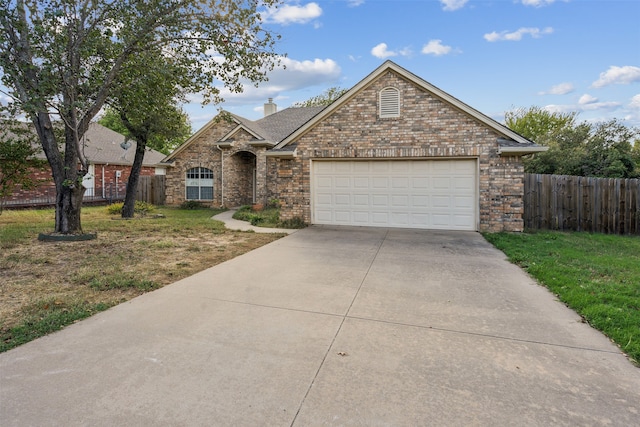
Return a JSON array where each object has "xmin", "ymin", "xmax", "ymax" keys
[
  {"xmin": 524, "ymin": 174, "xmax": 640, "ymax": 235},
  {"xmin": 136, "ymin": 175, "xmax": 166, "ymax": 205}
]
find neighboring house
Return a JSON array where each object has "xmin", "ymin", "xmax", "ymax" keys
[
  {"xmin": 3, "ymin": 122, "xmax": 167, "ymax": 207},
  {"xmin": 163, "ymin": 61, "xmax": 546, "ymax": 232}
]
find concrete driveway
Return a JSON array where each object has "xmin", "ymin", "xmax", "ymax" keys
[{"xmin": 1, "ymin": 226, "xmax": 638, "ymax": 426}]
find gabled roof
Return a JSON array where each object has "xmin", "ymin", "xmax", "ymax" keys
[
  {"xmin": 273, "ymin": 60, "xmax": 543, "ymax": 155},
  {"xmin": 163, "ymin": 105, "xmax": 325, "ymax": 161}
]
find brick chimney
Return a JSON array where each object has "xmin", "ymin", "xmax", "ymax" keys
[{"xmin": 264, "ymin": 98, "xmax": 277, "ymax": 117}]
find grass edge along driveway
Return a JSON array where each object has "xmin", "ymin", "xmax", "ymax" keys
[
  {"xmin": 483, "ymin": 231, "xmax": 639, "ymax": 367},
  {"xmin": 0, "ymin": 206, "xmax": 285, "ymax": 353}
]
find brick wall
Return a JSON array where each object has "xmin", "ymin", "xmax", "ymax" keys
[
  {"xmin": 5, "ymin": 163, "xmax": 158, "ymax": 206},
  {"xmin": 273, "ymin": 70, "xmax": 525, "ymax": 232},
  {"xmin": 164, "ymin": 120, "xmax": 232, "ymax": 207}
]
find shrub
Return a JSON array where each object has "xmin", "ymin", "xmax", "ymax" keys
[
  {"xmin": 180, "ymin": 200, "xmax": 206, "ymax": 210},
  {"xmin": 106, "ymin": 201, "xmax": 156, "ymax": 215},
  {"xmin": 278, "ymin": 217, "xmax": 306, "ymax": 229}
]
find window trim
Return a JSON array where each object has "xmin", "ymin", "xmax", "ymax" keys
[{"xmin": 185, "ymin": 167, "xmax": 214, "ymax": 201}]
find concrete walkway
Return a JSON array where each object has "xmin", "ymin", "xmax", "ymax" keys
[
  {"xmin": 1, "ymin": 227, "xmax": 638, "ymax": 426},
  {"xmin": 212, "ymin": 210, "xmax": 298, "ymax": 234}
]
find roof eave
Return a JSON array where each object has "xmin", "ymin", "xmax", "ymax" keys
[
  {"xmin": 265, "ymin": 149, "xmax": 296, "ymax": 159},
  {"xmin": 249, "ymin": 140, "xmax": 276, "ymax": 148},
  {"xmin": 498, "ymin": 146, "xmax": 549, "ymax": 156}
]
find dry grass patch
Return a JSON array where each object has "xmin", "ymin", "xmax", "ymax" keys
[{"xmin": 0, "ymin": 206, "xmax": 284, "ymax": 351}]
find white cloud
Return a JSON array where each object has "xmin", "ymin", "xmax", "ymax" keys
[
  {"xmin": 578, "ymin": 94, "xmax": 598, "ymax": 105},
  {"xmin": 538, "ymin": 82, "xmax": 574, "ymax": 95},
  {"xmin": 263, "ymin": 2, "xmax": 322, "ymax": 25},
  {"xmin": 591, "ymin": 65, "xmax": 640, "ymax": 88},
  {"xmin": 440, "ymin": 0, "xmax": 468, "ymax": 11},
  {"xmin": 371, "ymin": 43, "xmax": 396, "ymax": 58},
  {"xmin": 347, "ymin": 0, "xmax": 365, "ymax": 6},
  {"xmin": 484, "ymin": 27, "xmax": 554, "ymax": 42},
  {"xmin": 630, "ymin": 94, "xmax": 640, "ymax": 109},
  {"xmin": 520, "ymin": 0, "xmax": 557, "ymax": 7},
  {"xmin": 371, "ymin": 43, "xmax": 412, "ymax": 59},
  {"xmin": 421, "ymin": 40, "xmax": 452, "ymax": 56}
]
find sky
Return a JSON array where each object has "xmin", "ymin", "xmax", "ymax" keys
[{"xmin": 185, "ymin": 0, "xmax": 640, "ymax": 133}]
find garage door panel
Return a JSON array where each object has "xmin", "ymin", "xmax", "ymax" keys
[
  {"xmin": 334, "ymin": 194, "xmax": 350, "ymax": 206},
  {"xmin": 354, "ymin": 177, "xmax": 369, "ymax": 188},
  {"xmin": 412, "ymin": 195, "xmax": 429, "ymax": 207},
  {"xmin": 391, "ymin": 194, "xmax": 409, "ymax": 207},
  {"xmin": 372, "ymin": 195, "xmax": 389, "ymax": 206},
  {"xmin": 371, "ymin": 212, "xmax": 390, "ymax": 225},
  {"xmin": 372, "ymin": 177, "xmax": 389, "ymax": 189},
  {"xmin": 312, "ymin": 160, "xmax": 476, "ymax": 230}
]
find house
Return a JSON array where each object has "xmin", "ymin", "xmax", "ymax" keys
[
  {"xmin": 163, "ymin": 61, "xmax": 546, "ymax": 232},
  {"xmin": 3, "ymin": 122, "xmax": 167, "ymax": 207}
]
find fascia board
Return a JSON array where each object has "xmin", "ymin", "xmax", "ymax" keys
[{"xmin": 498, "ymin": 146, "xmax": 549, "ymax": 156}]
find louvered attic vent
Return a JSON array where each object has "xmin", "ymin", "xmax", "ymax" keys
[{"xmin": 379, "ymin": 87, "xmax": 400, "ymax": 118}]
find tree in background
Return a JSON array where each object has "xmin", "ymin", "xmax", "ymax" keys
[
  {"xmin": 293, "ymin": 87, "xmax": 349, "ymax": 107},
  {"xmin": 99, "ymin": 48, "xmax": 192, "ymax": 218},
  {"xmin": 0, "ymin": 0, "xmax": 281, "ymax": 235},
  {"xmin": 505, "ymin": 106, "xmax": 578, "ymax": 142},
  {"xmin": 0, "ymin": 120, "xmax": 44, "ymax": 213},
  {"xmin": 505, "ymin": 107, "xmax": 640, "ymax": 178}
]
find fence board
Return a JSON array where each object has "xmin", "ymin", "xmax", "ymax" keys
[
  {"xmin": 524, "ymin": 174, "xmax": 640, "ymax": 235},
  {"xmin": 136, "ymin": 175, "xmax": 166, "ymax": 205}
]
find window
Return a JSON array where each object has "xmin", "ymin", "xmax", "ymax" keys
[
  {"xmin": 186, "ymin": 167, "xmax": 213, "ymax": 200},
  {"xmin": 379, "ymin": 87, "xmax": 400, "ymax": 118}
]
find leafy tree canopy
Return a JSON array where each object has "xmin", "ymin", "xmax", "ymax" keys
[
  {"xmin": 0, "ymin": 119, "xmax": 45, "ymax": 213},
  {"xmin": 293, "ymin": 87, "xmax": 349, "ymax": 107},
  {"xmin": 505, "ymin": 106, "xmax": 640, "ymax": 178},
  {"xmin": 0, "ymin": 0, "xmax": 282, "ymax": 233}
]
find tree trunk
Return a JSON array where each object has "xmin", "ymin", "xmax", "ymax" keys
[
  {"xmin": 55, "ymin": 181, "xmax": 86, "ymax": 234},
  {"xmin": 121, "ymin": 140, "xmax": 146, "ymax": 218}
]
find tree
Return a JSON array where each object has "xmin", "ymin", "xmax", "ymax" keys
[
  {"xmin": 0, "ymin": 120, "xmax": 44, "ymax": 213},
  {"xmin": 100, "ymin": 48, "xmax": 193, "ymax": 218},
  {"xmin": 293, "ymin": 87, "xmax": 349, "ymax": 107},
  {"xmin": 505, "ymin": 106, "xmax": 578, "ymax": 143},
  {"xmin": 506, "ymin": 107, "xmax": 640, "ymax": 178},
  {"xmin": 0, "ymin": 0, "xmax": 281, "ymax": 234},
  {"xmin": 99, "ymin": 107, "xmax": 190, "ymax": 157}
]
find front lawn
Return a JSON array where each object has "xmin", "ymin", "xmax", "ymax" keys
[
  {"xmin": 484, "ymin": 231, "xmax": 640, "ymax": 366},
  {"xmin": 0, "ymin": 206, "xmax": 284, "ymax": 352}
]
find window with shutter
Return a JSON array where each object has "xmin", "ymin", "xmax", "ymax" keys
[{"xmin": 379, "ymin": 87, "xmax": 400, "ymax": 118}]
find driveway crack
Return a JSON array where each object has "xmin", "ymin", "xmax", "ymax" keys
[{"xmin": 289, "ymin": 229, "xmax": 389, "ymax": 426}]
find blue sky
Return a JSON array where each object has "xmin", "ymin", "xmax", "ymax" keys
[{"xmin": 186, "ymin": 0, "xmax": 640, "ymax": 133}]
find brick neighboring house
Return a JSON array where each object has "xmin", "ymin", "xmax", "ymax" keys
[
  {"xmin": 163, "ymin": 61, "xmax": 546, "ymax": 232},
  {"xmin": 3, "ymin": 122, "xmax": 167, "ymax": 207}
]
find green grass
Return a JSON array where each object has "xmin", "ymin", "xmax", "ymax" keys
[
  {"xmin": 0, "ymin": 205, "xmax": 243, "ymax": 352},
  {"xmin": 0, "ymin": 299, "xmax": 114, "ymax": 352},
  {"xmin": 483, "ymin": 231, "xmax": 640, "ymax": 365}
]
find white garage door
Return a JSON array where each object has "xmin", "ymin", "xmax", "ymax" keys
[{"xmin": 312, "ymin": 159, "xmax": 477, "ymax": 230}]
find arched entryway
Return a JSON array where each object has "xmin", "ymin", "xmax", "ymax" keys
[{"xmin": 226, "ymin": 151, "xmax": 257, "ymax": 207}]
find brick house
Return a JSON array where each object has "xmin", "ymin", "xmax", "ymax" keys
[
  {"xmin": 163, "ymin": 61, "xmax": 545, "ymax": 232},
  {"xmin": 4, "ymin": 122, "xmax": 166, "ymax": 207}
]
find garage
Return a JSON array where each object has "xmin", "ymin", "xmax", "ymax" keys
[{"xmin": 312, "ymin": 159, "xmax": 477, "ymax": 230}]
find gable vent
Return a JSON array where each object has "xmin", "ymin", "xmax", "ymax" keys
[{"xmin": 379, "ymin": 87, "xmax": 400, "ymax": 118}]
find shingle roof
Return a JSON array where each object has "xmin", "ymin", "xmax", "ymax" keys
[
  {"xmin": 1, "ymin": 121, "xmax": 166, "ymax": 166},
  {"xmin": 254, "ymin": 106, "xmax": 325, "ymax": 143},
  {"xmin": 81, "ymin": 123, "xmax": 166, "ymax": 166}
]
